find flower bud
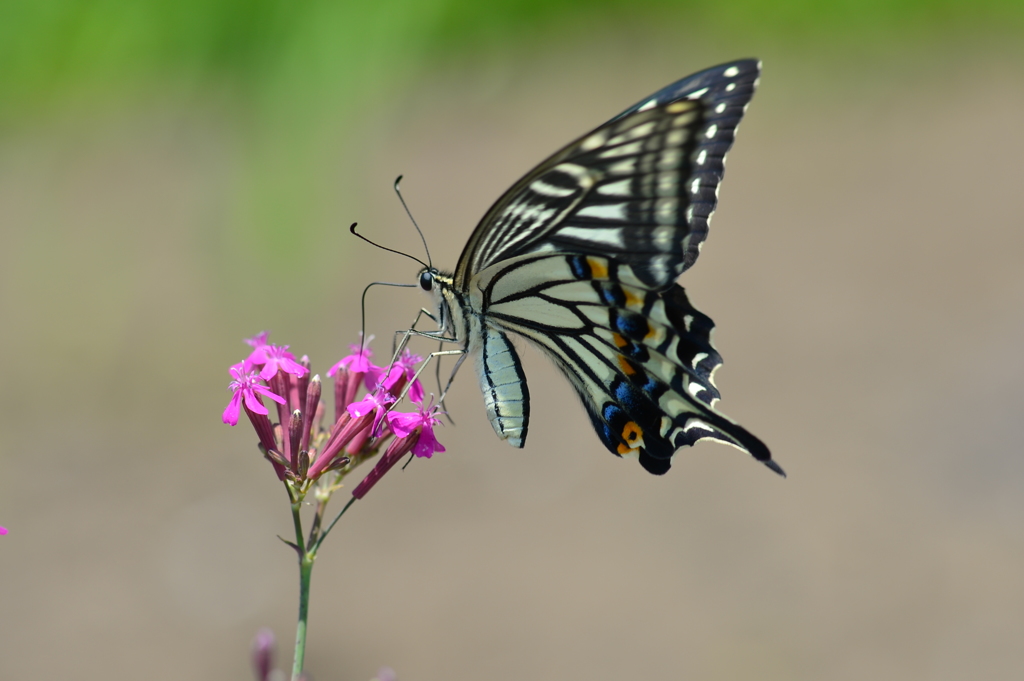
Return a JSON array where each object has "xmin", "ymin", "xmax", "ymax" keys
[
  {"xmin": 333, "ymin": 368, "xmax": 350, "ymax": 423},
  {"xmin": 258, "ymin": 444, "xmax": 289, "ymax": 481},
  {"xmin": 251, "ymin": 628, "xmax": 275, "ymax": 681},
  {"xmin": 322, "ymin": 455, "xmax": 351, "ymax": 474},
  {"xmin": 288, "ymin": 410, "xmax": 304, "ymax": 468},
  {"xmin": 302, "ymin": 375, "xmax": 321, "ymax": 453}
]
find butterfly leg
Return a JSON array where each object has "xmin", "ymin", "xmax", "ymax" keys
[
  {"xmin": 381, "ymin": 309, "xmax": 460, "ymax": 388},
  {"xmin": 434, "ymin": 350, "xmax": 472, "ymax": 425},
  {"xmin": 434, "ymin": 339, "xmax": 460, "ymax": 425},
  {"xmin": 388, "ymin": 348, "xmax": 466, "ymax": 407},
  {"xmin": 390, "ymin": 308, "xmax": 443, "ymax": 357},
  {"xmin": 382, "ymin": 313, "xmax": 468, "ymax": 422}
]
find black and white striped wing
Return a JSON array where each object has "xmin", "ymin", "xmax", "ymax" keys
[
  {"xmin": 453, "ymin": 59, "xmax": 760, "ymax": 291},
  {"xmin": 472, "ymin": 253, "xmax": 780, "ymax": 476}
]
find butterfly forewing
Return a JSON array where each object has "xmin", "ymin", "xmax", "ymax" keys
[{"xmin": 454, "ymin": 59, "xmax": 761, "ymax": 291}]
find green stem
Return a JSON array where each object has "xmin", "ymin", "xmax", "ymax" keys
[
  {"xmin": 307, "ymin": 498, "xmax": 326, "ymax": 549},
  {"xmin": 289, "ymin": 497, "xmax": 307, "ymax": 555},
  {"xmin": 284, "ymin": 485, "xmax": 355, "ymax": 680},
  {"xmin": 287, "ymin": 484, "xmax": 313, "ymax": 681},
  {"xmin": 311, "ymin": 496, "xmax": 357, "ymax": 553},
  {"xmin": 292, "ymin": 553, "xmax": 314, "ymax": 681}
]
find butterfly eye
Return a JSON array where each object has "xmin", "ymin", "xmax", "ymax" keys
[{"xmin": 419, "ymin": 270, "xmax": 434, "ymax": 291}]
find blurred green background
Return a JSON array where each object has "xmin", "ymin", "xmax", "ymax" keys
[{"xmin": 2, "ymin": 1, "xmax": 1023, "ymax": 680}]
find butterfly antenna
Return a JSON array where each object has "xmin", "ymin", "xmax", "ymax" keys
[
  {"xmin": 393, "ymin": 175, "xmax": 433, "ymax": 268},
  {"xmin": 350, "ymin": 223, "xmax": 429, "ymax": 270},
  {"xmin": 359, "ymin": 280, "xmax": 417, "ymax": 354}
]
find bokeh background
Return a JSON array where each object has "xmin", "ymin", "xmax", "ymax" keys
[{"xmin": 2, "ymin": 1, "xmax": 1023, "ymax": 679}]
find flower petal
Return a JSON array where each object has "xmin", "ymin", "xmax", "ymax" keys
[
  {"xmin": 413, "ymin": 428, "xmax": 445, "ymax": 458},
  {"xmin": 245, "ymin": 331, "xmax": 270, "ymax": 348},
  {"xmin": 386, "ymin": 410, "xmax": 420, "ymax": 438},
  {"xmin": 222, "ymin": 391, "xmax": 243, "ymax": 425},
  {"xmin": 408, "ymin": 379, "xmax": 425, "ymax": 403},
  {"xmin": 347, "ymin": 395, "xmax": 375, "ymax": 418},
  {"xmin": 253, "ymin": 384, "xmax": 286, "ymax": 404},
  {"xmin": 242, "ymin": 389, "xmax": 270, "ymax": 415},
  {"xmin": 278, "ymin": 356, "xmax": 308, "ymax": 377}
]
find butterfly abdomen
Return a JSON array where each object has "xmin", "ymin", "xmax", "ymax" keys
[{"xmin": 473, "ymin": 319, "xmax": 531, "ymax": 448}]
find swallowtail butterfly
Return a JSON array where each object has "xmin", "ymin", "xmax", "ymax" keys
[{"xmin": 418, "ymin": 59, "xmax": 782, "ymax": 476}]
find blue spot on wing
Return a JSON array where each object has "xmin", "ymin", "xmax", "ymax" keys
[
  {"xmin": 567, "ymin": 255, "xmax": 590, "ymax": 280},
  {"xmin": 614, "ymin": 311, "xmax": 648, "ymax": 340},
  {"xmin": 595, "ymin": 282, "xmax": 625, "ymax": 307}
]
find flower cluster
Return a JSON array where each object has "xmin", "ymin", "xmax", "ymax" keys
[{"xmin": 223, "ymin": 332, "xmax": 445, "ymax": 499}]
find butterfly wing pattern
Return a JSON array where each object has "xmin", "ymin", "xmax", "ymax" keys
[{"xmin": 424, "ymin": 59, "xmax": 783, "ymax": 477}]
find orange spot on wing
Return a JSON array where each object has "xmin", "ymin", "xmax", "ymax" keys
[
  {"xmin": 612, "ymin": 332, "xmax": 628, "ymax": 349},
  {"xmin": 616, "ymin": 422, "xmax": 643, "ymax": 455},
  {"xmin": 586, "ymin": 256, "xmax": 608, "ymax": 280},
  {"xmin": 618, "ymin": 355, "xmax": 636, "ymax": 375},
  {"xmin": 624, "ymin": 288, "xmax": 644, "ymax": 309}
]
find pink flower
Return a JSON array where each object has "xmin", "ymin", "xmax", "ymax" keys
[
  {"xmin": 223, "ymin": 332, "xmax": 449, "ymax": 488},
  {"xmin": 351, "ymin": 403, "xmax": 445, "ymax": 499},
  {"xmin": 386, "ymin": 402, "xmax": 446, "ymax": 458},
  {"xmin": 0, "ymin": 526, "xmax": 7, "ymax": 536},
  {"xmin": 223, "ymin": 366, "xmax": 286, "ymax": 425},
  {"xmin": 241, "ymin": 331, "xmax": 271, "ymax": 371},
  {"xmin": 253, "ymin": 344, "xmax": 308, "ymax": 381},
  {"xmin": 328, "ymin": 342, "xmax": 383, "ymax": 390},
  {"xmin": 381, "ymin": 349, "xmax": 425, "ymax": 403},
  {"xmin": 245, "ymin": 331, "xmax": 270, "ymax": 349},
  {"xmin": 347, "ymin": 389, "xmax": 396, "ymax": 436}
]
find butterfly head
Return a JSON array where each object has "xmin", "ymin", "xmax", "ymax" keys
[
  {"xmin": 418, "ymin": 267, "xmax": 435, "ymax": 292},
  {"xmin": 418, "ymin": 266, "xmax": 462, "ymax": 338}
]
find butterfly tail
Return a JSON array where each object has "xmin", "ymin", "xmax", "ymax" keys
[{"xmin": 586, "ymin": 282, "xmax": 782, "ymax": 476}]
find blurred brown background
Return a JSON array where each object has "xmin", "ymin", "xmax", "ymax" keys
[{"xmin": 2, "ymin": 2, "xmax": 1023, "ymax": 680}]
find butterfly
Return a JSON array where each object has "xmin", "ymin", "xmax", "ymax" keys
[{"xmin": 417, "ymin": 59, "xmax": 783, "ymax": 477}]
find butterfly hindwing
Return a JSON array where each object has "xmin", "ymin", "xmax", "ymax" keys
[
  {"xmin": 471, "ymin": 253, "xmax": 774, "ymax": 475},
  {"xmin": 455, "ymin": 59, "xmax": 761, "ymax": 291}
]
